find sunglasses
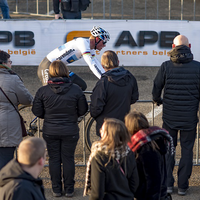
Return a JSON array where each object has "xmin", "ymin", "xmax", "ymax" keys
[{"xmin": 7, "ymin": 61, "xmax": 12, "ymax": 64}]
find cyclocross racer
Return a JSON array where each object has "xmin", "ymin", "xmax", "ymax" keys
[{"xmin": 37, "ymin": 26, "xmax": 110, "ymax": 90}]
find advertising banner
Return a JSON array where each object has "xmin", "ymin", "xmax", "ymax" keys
[{"xmin": 0, "ymin": 20, "xmax": 200, "ymax": 66}]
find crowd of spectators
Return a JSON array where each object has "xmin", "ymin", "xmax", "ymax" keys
[{"xmin": 0, "ymin": 32, "xmax": 199, "ymax": 199}]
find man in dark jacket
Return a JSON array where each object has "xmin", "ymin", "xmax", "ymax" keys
[
  {"xmin": 0, "ymin": 137, "xmax": 46, "ymax": 200},
  {"xmin": 90, "ymin": 50, "xmax": 139, "ymax": 136},
  {"xmin": 53, "ymin": 0, "xmax": 90, "ymax": 19},
  {"xmin": 152, "ymin": 35, "xmax": 200, "ymax": 196}
]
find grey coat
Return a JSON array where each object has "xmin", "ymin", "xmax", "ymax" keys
[{"xmin": 0, "ymin": 68, "xmax": 33, "ymax": 147}]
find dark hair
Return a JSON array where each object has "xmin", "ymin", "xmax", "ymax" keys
[
  {"xmin": 49, "ymin": 60, "xmax": 69, "ymax": 78},
  {"xmin": 0, "ymin": 50, "xmax": 10, "ymax": 64}
]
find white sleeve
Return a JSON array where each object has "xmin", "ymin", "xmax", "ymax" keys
[
  {"xmin": 83, "ymin": 53, "xmax": 105, "ymax": 79},
  {"xmin": 76, "ymin": 38, "xmax": 105, "ymax": 79}
]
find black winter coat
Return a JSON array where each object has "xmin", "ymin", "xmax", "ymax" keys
[
  {"xmin": 90, "ymin": 67, "xmax": 139, "ymax": 134},
  {"xmin": 135, "ymin": 138, "xmax": 167, "ymax": 200},
  {"xmin": 0, "ymin": 159, "xmax": 46, "ymax": 200},
  {"xmin": 32, "ymin": 77, "xmax": 88, "ymax": 135},
  {"xmin": 152, "ymin": 45, "xmax": 200, "ymax": 130},
  {"xmin": 90, "ymin": 151, "xmax": 139, "ymax": 200}
]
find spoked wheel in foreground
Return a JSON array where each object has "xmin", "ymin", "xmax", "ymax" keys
[
  {"xmin": 18, "ymin": 105, "xmax": 39, "ymax": 137},
  {"xmin": 85, "ymin": 117, "xmax": 100, "ymax": 151}
]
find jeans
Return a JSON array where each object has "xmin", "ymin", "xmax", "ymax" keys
[
  {"xmin": 43, "ymin": 134, "xmax": 79, "ymax": 193},
  {"xmin": 0, "ymin": 0, "xmax": 10, "ymax": 19},
  {"xmin": 163, "ymin": 122, "xmax": 196, "ymax": 189},
  {"xmin": 0, "ymin": 147, "xmax": 16, "ymax": 170}
]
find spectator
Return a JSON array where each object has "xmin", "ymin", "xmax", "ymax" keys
[
  {"xmin": 37, "ymin": 26, "xmax": 110, "ymax": 90},
  {"xmin": 0, "ymin": 0, "xmax": 10, "ymax": 19},
  {"xmin": 125, "ymin": 111, "xmax": 174, "ymax": 200},
  {"xmin": 0, "ymin": 50, "xmax": 33, "ymax": 170},
  {"xmin": 90, "ymin": 50, "xmax": 139, "ymax": 136},
  {"xmin": 32, "ymin": 60, "xmax": 88, "ymax": 197},
  {"xmin": 53, "ymin": 0, "xmax": 90, "ymax": 19},
  {"xmin": 84, "ymin": 118, "xmax": 139, "ymax": 199},
  {"xmin": 152, "ymin": 35, "xmax": 200, "ymax": 196},
  {"xmin": 0, "ymin": 137, "xmax": 46, "ymax": 200}
]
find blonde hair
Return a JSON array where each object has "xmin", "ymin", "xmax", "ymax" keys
[
  {"xmin": 18, "ymin": 138, "xmax": 46, "ymax": 167},
  {"xmin": 49, "ymin": 60, "xmax": 69, "ymax": 78},
  {"xmin": 89, "ymin": 35, "xmax": 96, "ymax": 40},
  {"xmin": 101, "ymin": 50, "xmax": 119, "ymax": 70},
  {"xmin": 98, "ymin": 118, "xmax": 130, "ymax": 163}
]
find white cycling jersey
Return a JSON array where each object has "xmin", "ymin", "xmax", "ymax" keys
[{"xmin": 46, "ymin": 38, "xmax": 105, "ymax": 79}]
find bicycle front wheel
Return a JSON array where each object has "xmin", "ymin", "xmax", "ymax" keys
[
  {"xmin": 19, "ymin": 105, "xmax": 40, "ymax": 137},
  {"xmin": 85, "ymin": 117, "xmax": 100, "ymax": 151}
]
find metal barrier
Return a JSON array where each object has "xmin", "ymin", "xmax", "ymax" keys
[
  {"xmin": 16, "ymin": 97, "xmax": 200, "ymax": 167},
  {"xmin": 74, "ymin": 96, "xmax": 200, "ymax": 166},
  {"xmin": 6, "ymin": 0, "xmax": 199, "ymax": 21}
]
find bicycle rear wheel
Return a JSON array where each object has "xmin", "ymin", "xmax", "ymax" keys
[
  {"xmin": 85, "ymin": 117, "xmax": 100, "ymax": 151},
  {"xmin": 19, "ymin": 105, "xmax": 40, "ymax": 137}
]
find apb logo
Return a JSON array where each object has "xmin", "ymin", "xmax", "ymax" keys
[{"xmin": 0, "ymin": 31, "xmax": 35, "ymax": 47}]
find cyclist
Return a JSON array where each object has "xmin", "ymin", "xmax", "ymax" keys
[{"xmin": 37, "ymin": 26, "xmax": 110, "ymax": 91}]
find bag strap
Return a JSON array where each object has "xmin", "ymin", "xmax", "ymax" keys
[
  {"xmin": 116, "ymin": 158, "xmax": 127, "ymax": 176},
  {"xmin": 0, "ymin": 87, "xmax": 20, "ymax": 117}
]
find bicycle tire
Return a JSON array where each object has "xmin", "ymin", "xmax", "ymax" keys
[
  {"xmin": 19, "ymin": 105, "xmax": 41, "ymax": 137},
  {"xmin": 85, "ymin": 117, "xmax": 99, "ymax": 151}
]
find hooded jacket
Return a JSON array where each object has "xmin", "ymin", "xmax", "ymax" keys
[
  {"xmin": 87, "ymin": 144, "xmax": 139, "ymax": 200},
  {"xmin": 129, "ymin": 127, "xmax": 170, "ymax": 200},
  {"xmin": 90, "ymin": 67, "xmax": 139, "ymax": 134},
  {"xmin": 0, "ymin": 159, "xmax": 46, "ymax": 200},
  {"xmin": 152, "ymin": 45, "xmax": 200, "ymax": 130},
  {"xmin": 0, "ymin": 67, "xmax": 33, "ymax": 147},
  {"xmin": 32, "ymin": 77, "xmax": 88, "ymax": 135}
]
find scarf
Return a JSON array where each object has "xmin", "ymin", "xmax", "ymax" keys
[
  {"xmin": 83, "ymin": 142, "xmax": 130, "ymax": 196},
  {"xmin": 128, "ymin": 126, "xmax": 175, "ymax": 155}
]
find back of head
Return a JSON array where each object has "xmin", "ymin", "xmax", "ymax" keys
[
  {"xmin": 49, "ymin": 60, "xmax": 69, "ymax": 78},
  {"xmin": 0, "ymin": 50, "xmax": 10, "ymax": 64},
  {"xmin": 18, "ymin": 138, "xmax": 46, "ymax": 167},
  {"xmin": 125, "ymin": 111, "xmax": 149, "ymax": 135},
  {"xmin": 173, "ymin": 35, "xmax": 189, "ymax": 47},
  {"xmin": 101, "ymin": 50, "xmax": 119, "ymax": 70},
  {"xmin": 101, "ymin": 118, "xmax": 130, "ymax": 149}
]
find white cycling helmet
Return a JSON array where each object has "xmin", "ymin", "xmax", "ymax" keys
[{"xmin": 90, "ymin": 26, "xmax": 110, "ymax": 43}]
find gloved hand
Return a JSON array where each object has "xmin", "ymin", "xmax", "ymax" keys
[{"xmin": 153, "ymin": 98, "xmax": 163, "ymax": 106}]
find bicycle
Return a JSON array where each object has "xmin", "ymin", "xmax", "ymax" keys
[{"xmin": 18, "ymin": 94, "xmax": 98, "ymax": 152}]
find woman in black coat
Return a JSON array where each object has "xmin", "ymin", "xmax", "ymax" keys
[
  {"xmin": 32, "ymin": 60, "xmax": 88, "ymax": 197},
  {"xmin": 125, "ymin": 111, "xmax": 174, "ymax": 200},
  {"xmin": 84, "ymin": 118, "xmax": 139, "ymax": 200}
]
